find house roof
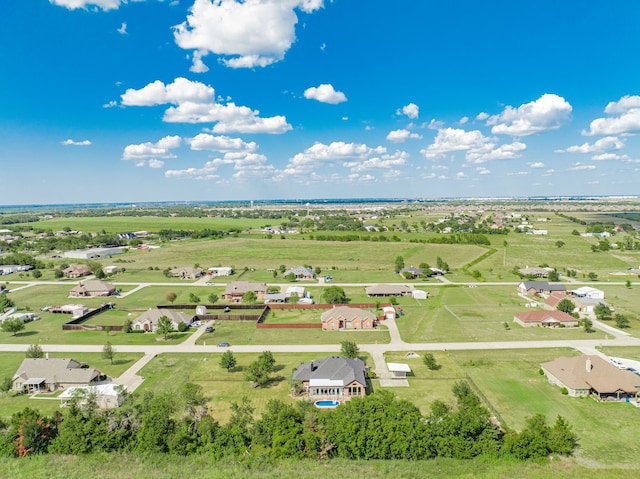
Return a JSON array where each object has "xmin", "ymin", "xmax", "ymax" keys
[
  {"xmin": 293, "ymin": 355, "xmax": 367, "ymax": 387},
  {"xmin": 284, "ymin": 266, "xmax": 314, "ymax": 277},
  {"xmin": 515, "ymin": 310, "xmax": 577, "ymax": 324},
  {"xmin": 365, "ymin": 284, "xmax": 411, "ymax": 295},
  {"xmin": 572, "ymin": 286, "xmax": 604, "ymax": 297},
  {"xmin": 387, "ymin": 362, "xmax": 411, "ymax": 373},
  {"xmin": 542, "ymin": 355, "xmax": 640, "ymax": 394},
  {"xmin": 69, "ymin": 279, "xmax": 115, "ymax": 294},
  {"xmin": 133, "ymin": 308, "xmax": 193, "ymax": 326},
  {"xmin": 544, "ymin": 291, "xmax": 566, "ymax": 308},
  {"xmin": 518, "ymin": 267, "xmax": 549, "ymax": 276},
  {"xmin": 170, "ymin": 267, "xmax": 203, "ymax": 276},
  {"xmin": 13, "ymin": 358, "xmax": 102, "ymax": 385},
  {"xmin": 224, "ymin": 281, "xmax": 268, "ymax": 295},
  {"xmin": 320, "ymin": 306, "xmax": 376, "ymax": 323},
  {"xmin": 400, "ymin": 266, "xmax": 423, "ymax": 275},
  {"xmin": 63, "ymin": 265, "xmax": 91, "ymax": 275},
  {"xmin": 519, "ymin": 281, "xmax": 566, "ymax": 292}
]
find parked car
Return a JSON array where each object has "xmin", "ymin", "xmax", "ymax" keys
[
  {"xmin": 217, "ymin": 341, "xmax": 230, "ymax": 347},
  {"xmin": 205, "ymin": 326, "xmax": 214, "ymax": 333}
]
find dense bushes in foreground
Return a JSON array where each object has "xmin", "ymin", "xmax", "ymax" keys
[{"xmin": 0, "ymin": 382, "xmax": 576, "ymax": 462}]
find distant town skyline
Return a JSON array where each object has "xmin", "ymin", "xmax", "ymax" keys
[{"xmin": 2, "ymin": 1, "xmax": 640, "ymax": 204}]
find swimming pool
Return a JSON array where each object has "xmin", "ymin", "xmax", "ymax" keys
[{"xmin": 314, "ymin": 400, "xmax": 340, "ymax": 408}]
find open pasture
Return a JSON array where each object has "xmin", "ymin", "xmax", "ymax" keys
[{"xmin": 396, "ymin": 285, "xmax": 606, "ymax": 343}]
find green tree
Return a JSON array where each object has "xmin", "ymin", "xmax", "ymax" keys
[
  {"xmin": 188, "ymin": 292, "xmax": 200, "ymax": 303},
  {"xmin": 1, "ymin": 317, "xmax": 25, "ymax": 336},
  {"xmin": 54, "ymin": 269, "xmax": 64, "ymax": 279},
  {"xmin": 243, "ymin": 291, "xmax": 257, "ymax": 304},
  {"xmin": 1, "ymin": 376, "xmax": 12, "ymax": 392},
  {"xmin": 25, "ymin": 344, "xmax": 43, "ymax": 359},
  {"xmin": 588, "ymin": 272, "xmax": 598, "ymax": 281},
  {"xmin": 579, "ymin": 317, "xmax": 594, "ymax": 333},
  {"xmin": 244, "ymin": 360, "xmax": 271, "ymax": 387},
  {"xmin": 157, "ymin": 315, "xmax": 172, "ymax": 340},
  {"xmin": 0, "ymin": 292, "xmax": 15, "ymax": 311},
  {"xmin": 594, "ymin": 303, "xmax": 612, "ymax": 321},
  {"xmin": 207, "ymin": 292, "xmax": 219, "ymax": 304},
  {"xmin": 340, "ymin": 340, "xmax": 359, "ymax": 359},
  {"xmin": 123, "ymin": 318, "xmax": 132, "ymax": 333},
  {"xmin": 614, "ymin": 314, "xmax": 630, "ymax": 329},
  {"xmin": 555, "ymin": 241, "xmax": 565, "ymax": 248},
  {"xmin": 321, "ymin": 286, "xmax": 348, "ymax": 304},
  {"xmin": 166, "ymin": 292, "xmax": 177, "ymax": 304},
  {"xmin": 556, "ymin": 298, "xmax": 576, "ymax": 314},
  {"xmin": 31, "ymin": 269, "xmax": 42, "ymax": 279},
  {"xmin": 102, "ymin": 341, "xmax": 115, "ymax": 365},
  {"xmin": 394, "ymin": 255, "xmax": 405, "ymax": 273},
  {"xmin": 220, "ymin": 350, "xmax": 237, "ymax": 372},
  {"xmin": 626, "ymin": 280, "xmax": 632, "ymax": 288},
  {"xmin": 548, "ymin": 270, "xmax": 560, "ymax": 282},
  {"xmin": 422, "ymin": 353, "xmax": 440, "ymax": 370}
]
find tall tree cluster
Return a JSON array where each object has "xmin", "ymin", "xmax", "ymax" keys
[{"xmin": 0, "ymin": 382, "xmax": 576, "ymax": 462}]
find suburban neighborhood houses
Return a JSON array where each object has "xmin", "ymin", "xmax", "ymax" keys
[{"xmin": 1, "ymin": 200, "xmax": 640, "ymax": 473}]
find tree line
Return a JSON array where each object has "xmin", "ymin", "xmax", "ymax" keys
[{"xmin": 0, "ymin": 381, "xmax": 576, "ymax": 462}]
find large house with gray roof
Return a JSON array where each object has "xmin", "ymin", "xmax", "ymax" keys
[
  {"xmin": 292, "ymin": 355, "xmax": 367, "ymax": 402},
  {"xmin": 365, "ymin": 284, "xmax": 412, "ymax": 297},
  {"xmin": 12, "ymin": 357, "xmax": 103, "ymax": 393}
]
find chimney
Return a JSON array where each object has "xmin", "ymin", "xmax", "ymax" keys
[{"xmin": 586, "ymin": 358, "xmax": 592, "ymax": 372}]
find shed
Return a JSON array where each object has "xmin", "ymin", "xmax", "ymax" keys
[{"xmin": 387, "ymin": 362, "xmax": 412, "ymax": 379}]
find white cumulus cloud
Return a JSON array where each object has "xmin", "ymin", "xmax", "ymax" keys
[
  {"xmin": 188, "ymin": 134, "xmax": 258, "ymax": 152},
  {"xmin": 121, "ymin": 78, "xmax": 292, "ymax": 134},
  {"xmin": 568, "ymin": 163, "xmax": 596, "ymax": 171},
  {"xmin": 584, "ymin": 95, "xmax": 640, "ymax": 136},
  {"xmin": 485, "ymin": 93, "xmax": 572, "ymax": 136},
  {"xmin": 303, "ymin": 84, "xmax": 347, "ymax": 104},
  {"xmin": 386, "ymin": 129, "xmax": 422, "ymax": 143},
  {"xmin": 529, "ymin": 162, "xmax": 545, "ymax": 168},
  {"xmin": 122, "ymin": 135, "xmax": 182, "ymax": 160},
  {"xmin": 556, "ymin": 136, "xmax": 624, "ymax": 154},
  {"xmin": 421, "ymin": 128, "xmax": 490, "ymax": 158},
  {"xmin": 117, "ymin": 22, "xmax": 127, "ymax": 34},
  {"xmin": 173, "ymin": 0, "xmax": 325, "ymax": 70},
  {"xmin": 50, "ymin": 0, "xmax": 121, "ymax": 10},
  {"xmin": 397, "ymin": 103, "xmax": 419, "ymax": 119},
  {"xmin": 61, "ymin": 139, "xmax": 91, "ymax": 146}
]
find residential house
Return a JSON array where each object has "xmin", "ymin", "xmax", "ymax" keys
[
  {"xmin": 412, "ymin": 289, "xmax": 428, "ymax": 300},
  {"xmin": 223, "ymin": 281, "xmax": 268, "ymax": 302},
  {"xmin": 208, "ymin": 266, "xmax": 233, "ymax": 277},
  {"xmin": 541, "ymin": 354, "xmax": 640, "ymax": 400},
  {"xmin": 264, "ymin": 293, "xmax": 287, "ymax": 304},
  {"xmin": 170, "ymin": 267, "xmax": 203, "ymax": 280},
  {"xmin": 63, "ymin": 265, "xmax": 92, "ymax": 278},
  {"xmin": 283, "ymin": 266, "xmax": 315, "ymax": 280},
  {"xmin": 518, "ymin": 267, "xmax": 550, "ymax": 278},
  {"xmin": 12, "ymin": 357, "xmax": 103, "ymax": 393},
  {"xmin": 517, "ymin": 281, "xmax": 566, "ymax": 295},
  {"xmin": 292, "ymin": 355, "xmax": 367, "ymax": 402},
  {"xmin": 572, "ymin": 296, "xmax": 607, "ymax": 314},
  {"xmin": 131, "ymin": 308, "xmax": 194, "ymax": 332},
  {"xmin": 571, "ymin": 286, "xmax": 605, "ymax": 300},
  {"xmin": 399, "ymin": 266, "xmax": 423, "ymax": 278},
  {"xmin": 58, "ymin": 384, "xmax": 126, "ymax": 409},
  {"xmin": 513, "ymin": 310, "xmax": 579, "ymax": 328},
  {"xmin": 69, "ymin": 279, "xmax": 116, "ymax": 297},
  {"xmin": 365, "ymin": 284, "xmax": 412, "ymax": 297},
  {"xmin": 321, "ymin": 306, "xmax": 376, "ymax": 330},
  {"xmin": 103, "ymin": 265, "xmax": 118, "ymax": 275},
  {"xmin": 64, "ymin": 247, "xmax": 123, "ymax": 259}
]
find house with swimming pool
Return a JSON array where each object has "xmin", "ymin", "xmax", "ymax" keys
[{"xmin": 292, "ymin": 355, "xmax": 368, "ymax": 404}]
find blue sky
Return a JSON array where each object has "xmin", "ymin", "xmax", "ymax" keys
[{"xmin": 2, "ymin": 0, "xmax": 640, "ymax": 204}]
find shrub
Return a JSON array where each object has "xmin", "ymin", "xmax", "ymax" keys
[{"xmin": 561, "ymin": 387, "xmax": 569, "ymax": 395}]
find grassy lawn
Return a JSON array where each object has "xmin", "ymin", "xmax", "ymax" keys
[
  {"xmin": 136, "ymin": 351, "xmax": 372, "ymax": 423},
  {"xmin": 0, "ymin": 351, "xmax": 143, "ymax": 418},
  {"xmin": 198, "ymin": 320, "xmax": 389, "ymax": 345},
  {"xmin": 395, "ymin": 285, "xmax": 606, "ymax": 343}
]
